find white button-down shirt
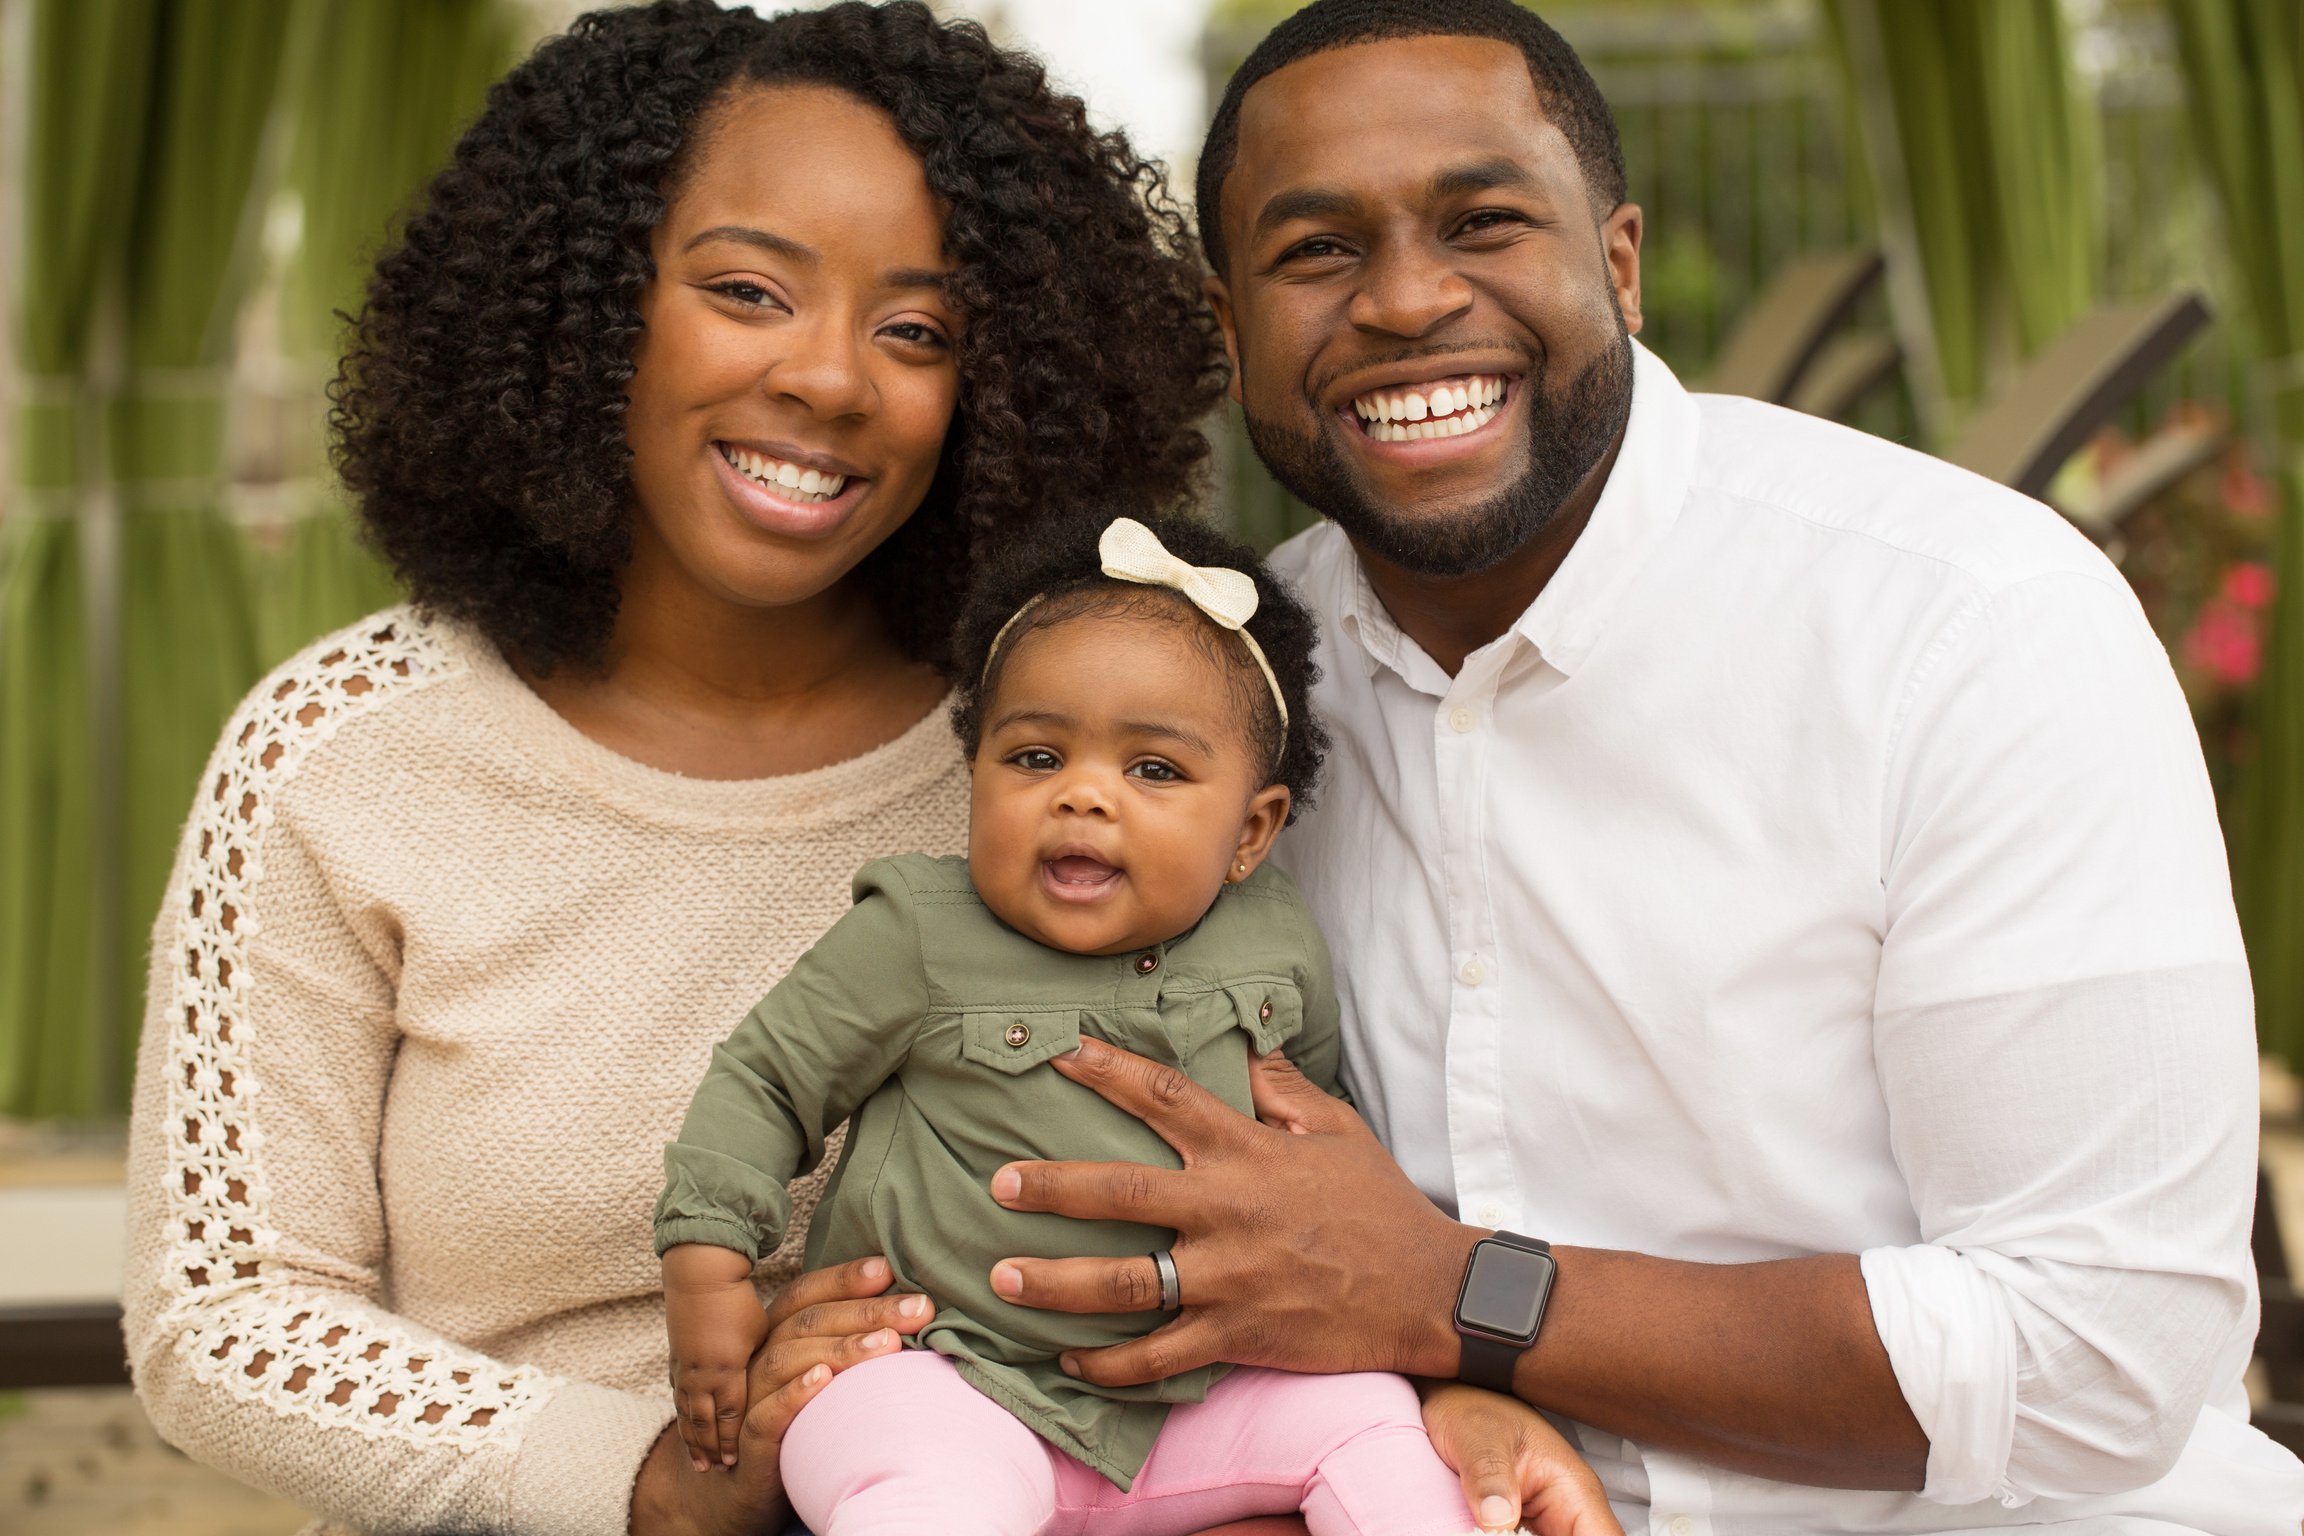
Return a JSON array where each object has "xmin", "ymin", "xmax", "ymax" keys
[{"xmin": 1270, "ymin": 341, "xmax": 2304, "ymax": 1535}]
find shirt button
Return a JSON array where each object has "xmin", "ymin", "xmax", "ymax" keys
[
  {"xmin": 1476, "ymin": 1202, "xmax": 1507, "ymax": 1227},
  {"xmin": 1004, "ymin": 1023, "xmax": 1030, "ymax": 1048},
  {"xmin": 1667, "ymin": 1518, "xmax": 1696, "ymax": 1536},
  {"xmin": 1135, "ymin": 952, "xmax": 1160, "ymax": 975},
  {"xmin": 1448, "ymin": 705, "xmax": 1478, "ymax": 733},
  {"xmin": 1458, "ymin": 956, "xmax": 1486, "ymax": 986}
]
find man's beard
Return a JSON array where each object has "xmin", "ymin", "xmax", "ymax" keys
[{"xmin": 1240, "ymin": 321, "xmax": 1635, "ymax": 579}]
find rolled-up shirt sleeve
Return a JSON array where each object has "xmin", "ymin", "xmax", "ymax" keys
[{"xmin": 1863, "ymin": 568, "xmax": 2259, "ymax": 1507}]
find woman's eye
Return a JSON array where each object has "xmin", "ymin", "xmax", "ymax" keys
[
  {"xmin": 707, "ymin": 281, "xmax": 777, "ymax": 309},
  {"xmin": 1128, "ymin": 760, "xmax": 1183, "ymax": 783},
  {"xmin": 1009, "ymin": 749, "xmax": 1059, "ymax": 772},
  {"xmin": 882, "ymin": 321, "xmax": 949, "ymax": 349}
]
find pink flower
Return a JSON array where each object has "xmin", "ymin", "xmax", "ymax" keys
[
  {"xmin": 2222, "ymin": 462, "xmax": 2271, "ymax": 519},
  {"xmin": 2221, "ymin": 562, "xmax": 2275, "ymax": 609},
  {"xmin": 2184, "ymin": 601, "xmax": 2263, "ymax": 687}
]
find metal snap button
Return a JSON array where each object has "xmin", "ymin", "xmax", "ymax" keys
[
  {"xmin": 1135, "ymin": 952, "xmax": 1159, "ymax": 974},
  {"xmin": 1257, "ymin": 1001, "xmax": 1272, "ymax": 1021},
  {"xmin": 1004, "ymin": 1022, "xmax": 1031, "ymax": 1048}
]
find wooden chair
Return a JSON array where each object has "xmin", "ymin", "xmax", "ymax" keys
[
  {"xmin": 1702, "ymin": 247, "xmax": 1887, "ymax": 406},
  {"xmin": 1945, "ymin": 293, "xmax": 2212, "ymax": 500}
]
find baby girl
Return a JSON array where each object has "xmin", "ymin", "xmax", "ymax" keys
[{"xmin": 654, "ymin": 510, "xmax": 1615, "ymax": 1535}]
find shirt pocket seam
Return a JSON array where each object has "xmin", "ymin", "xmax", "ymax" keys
[{"xmin": 957, "ymin": 1008, "xmax": 1086, "ymax": 1075}]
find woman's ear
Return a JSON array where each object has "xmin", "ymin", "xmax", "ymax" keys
[{"xmin": 1226, "ymin": 784, "xmax": 1292, "ymax": 882}]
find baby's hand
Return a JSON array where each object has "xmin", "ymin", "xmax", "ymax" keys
[
  {"xmin": 1421, "ymin": 1383, "xmax": 1623, "ymax": 1536},
  {"xmin": 662, "ymin": 1244, "xmax": 773, "ymax": 1471}
]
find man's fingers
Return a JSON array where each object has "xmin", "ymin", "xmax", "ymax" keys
[
  {"xmin": 1247, "ymin": 1049, "xmax": 1354, "ymax": 1135},
  {"xmin": 749, "ymin": 1327, "xmax": 903, "ymax": 1402},
  {"xmin": 989, "ymin": 1155, "xmax": 1192, "ymax": 1225},
  {"xmin": 990, "ymin": 1254, "xmax": 1166, "ymax": 1315},
  {"xmin": 776, "ymin": 1290, "xmax": 933, "ymax": 1345},
  {"xmin": 1050, "ymin": 1038, "xmax": 1259, "ymax": 1158},
  {"xmin": 760, "ymin": 1253, "xmax": 893, "ymax": 1332},
  {"xmin": 743, "ymin": 1359, "xmax": 833, "ymax": 1453},
  {"xmin": 1055, "ymin": 1315, "xmax": 1224, "ymax": 1388}
]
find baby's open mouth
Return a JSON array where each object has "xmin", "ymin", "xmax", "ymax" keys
[
  {"xmin": 1043, "ymin": 855, "xmax": 1121, "ymax": 889},
  {"xmin": 1349, "ymin": 374, "xmax": 1509, "ymax": 442}
]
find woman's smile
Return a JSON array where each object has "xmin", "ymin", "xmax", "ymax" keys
[{"xmin": 710, "ymin": 438, "xmax": 871, "ymax": 541}]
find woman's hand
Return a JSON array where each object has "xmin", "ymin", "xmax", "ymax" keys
[
  {"xmin": 632, "ymin": 1255, "xmax": 935, "ymax": 1536},
  {"xmin": 1421, "ymin": 1384, "xmax": 1623, "ymax": 1536}
]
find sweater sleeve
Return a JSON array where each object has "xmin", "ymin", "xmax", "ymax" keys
[
  {"xmin": 121, "ymin": 625, "xmax": 670, "ymax": 1536},
  {"xmin": 653, "ymin": 861, "xmax": 932, "ymax": 1260}
]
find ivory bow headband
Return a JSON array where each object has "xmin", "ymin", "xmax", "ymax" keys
[{"xmin": 984, "ymin": 517, "xmax": 1290, "ymax": 731}]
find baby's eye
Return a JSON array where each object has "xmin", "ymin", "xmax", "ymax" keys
[
  {"xmin": 1008, "ymin": 748, "xmax": 1060, "ymax": 772},
  {"xmin": 1128, "ymin": 760, "xmax": 1184, "ymax": 783}
]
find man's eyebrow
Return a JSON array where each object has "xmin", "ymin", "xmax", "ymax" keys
[
  {"xmin": 1430, "ymin": 157, "xmax": 1541, "ymax": 199},
  {"xmin": 683, "ymin": 224, "xmax": 813, "ymax": 262},
  {"xmin": 1252, "ymin": 185, "xmax": 1363, "ymax": 242}
]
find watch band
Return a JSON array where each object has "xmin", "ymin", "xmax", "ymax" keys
[{"xmin": 1454, "ymin": 1230, "xmax": 1553, "ymax": 1394}]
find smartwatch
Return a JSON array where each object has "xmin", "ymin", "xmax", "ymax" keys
[{"xmin": 1452, "ymin": 1230, "xmax": 1556, "ymax": 1393}]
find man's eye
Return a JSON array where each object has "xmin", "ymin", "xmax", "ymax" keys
[
  {"xmin": 1284, "ymin": 236, "xmax": 1351, "ymax": 263},
  {"xmin": 1009, "ymin": 749, "xmax": 1059, "ymax": 772},
  {"xmin": 1128, "ymin": 760, "xmax": 1183, "ymax": 783}
]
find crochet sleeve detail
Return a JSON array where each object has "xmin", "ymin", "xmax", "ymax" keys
[{"xmin": 124, "ymin": 612, "xmax": 668, "ymax": 1535}]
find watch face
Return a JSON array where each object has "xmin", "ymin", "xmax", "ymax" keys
[{"xmin": 1459, "ymin": 1241, "xmax": 1556, "ymax": 1343}]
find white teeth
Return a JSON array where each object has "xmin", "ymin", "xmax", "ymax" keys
[
  {"xmin": 720, "ymin": 445, "xmax": 847, "ymax": 501},
  {"xmin": 1350, "ymin": 375, "xmax": 1508, "ymax": 433}
]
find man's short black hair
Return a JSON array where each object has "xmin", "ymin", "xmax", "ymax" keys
[{"xmin": 1195, "ymin": 0, "xmax": 1625, "ymax": 277}]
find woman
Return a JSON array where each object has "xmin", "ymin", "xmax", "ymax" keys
[{"xmin": 121, "ymin": 5, "xmax": 1221, "ymax": 1532}]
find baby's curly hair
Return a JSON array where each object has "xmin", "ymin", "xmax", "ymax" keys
[
  {"xmin": 950, "ymin": 508, "xmax": 1327, "ymax": 821},
  {"xmin": 333, "ymin": 0, "xmax": 1225, "ymax": 675}
]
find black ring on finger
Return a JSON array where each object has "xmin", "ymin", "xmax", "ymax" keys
[{"xmin": 1150, "ymin": 1248, "xmax": 1181, "ymax": 1312}]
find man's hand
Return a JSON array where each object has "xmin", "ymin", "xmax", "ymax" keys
[{"xmin": 986, "ymin": 1039, "xmax": 1477, "ymax": 1385}]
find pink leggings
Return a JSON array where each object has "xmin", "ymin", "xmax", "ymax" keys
[{"xmin": 781, "ymin": 1349, "xmax": 1477, "ymax": 1536}]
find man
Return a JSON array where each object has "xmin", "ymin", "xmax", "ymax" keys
[{"xmin": 984, "ymin": 1, "xmax": 2304, "ymax": 1530}]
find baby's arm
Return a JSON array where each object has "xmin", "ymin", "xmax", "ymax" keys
[
  {"xmin": 653, "ymin": 862, "xmax": 935, "ymax": 1469},
  {"xmin": 1421, "ymin": 1385, "xmax": 1623, "ymax": 1536},
  {"xmin": 1285, "ymin": 895, "xmax": 1351, "ymax": 1102},
  {"xmin": 663, "ymin": 1242, "xmax": 774, "ymax": 1470}
]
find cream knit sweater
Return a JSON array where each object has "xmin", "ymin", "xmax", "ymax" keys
[{"xmin": 122, "ymin": 608, "xmax": 970, "ymax": 1536}]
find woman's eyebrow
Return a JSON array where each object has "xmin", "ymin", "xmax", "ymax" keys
[{"xmin": 683, "ymin": 224, "xmax": 813, "ymax": 261}]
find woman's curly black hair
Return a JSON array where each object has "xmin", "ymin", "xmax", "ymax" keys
[
  {"xmin": 333, "ymin": 0, "xmax": 1226, "ymax": 675},
  {"xmin": 949, "ymin": 507, "xmax": 1327, "ymax": 821}
]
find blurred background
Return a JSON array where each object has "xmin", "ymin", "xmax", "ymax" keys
[{"xmin": 1, "ymin": 0, "xmax": 2299, "ymax": 1529}]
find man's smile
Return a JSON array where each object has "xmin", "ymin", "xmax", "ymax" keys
[{"xmin": 1348, "ymin": 373, "xmax": 1510, "ymax": 441}]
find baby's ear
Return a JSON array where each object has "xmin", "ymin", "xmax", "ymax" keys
[{"xmin": 1229, "ymin": 784, "xmax": 1292, "ymax": 880}]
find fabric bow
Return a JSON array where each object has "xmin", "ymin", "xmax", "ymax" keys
[
  {"xmin": 1097, "ymin": 517, "xmax": 1288, "ymax": 730},
  {"xmin": 1098, "ymin": 517, "xmax": 1262, "ymax": 632}
]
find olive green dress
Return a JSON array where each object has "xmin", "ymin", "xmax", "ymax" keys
[{"xmin": 653, "ymin": 853, "xmax": 1341, "ymax": 1488}]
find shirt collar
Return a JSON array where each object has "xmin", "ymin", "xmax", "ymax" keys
[{"xmin": 1333, "ymin": 338, "xmax": 1701, "ymax": 685}]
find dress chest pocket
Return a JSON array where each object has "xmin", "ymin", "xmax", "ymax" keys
[
  {"xmin": 957, "ymin": 1009, "xmax": 1084, "ymax": 1075},
  {"xmin": 1225, "ymin": 980, "xmax": 1304, "ymax": 1055}
]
